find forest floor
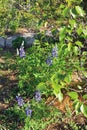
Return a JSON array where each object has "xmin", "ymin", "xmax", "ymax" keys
[{"xmin": 0, "ymin": 49, "xmax": 87, "ymax": 130}]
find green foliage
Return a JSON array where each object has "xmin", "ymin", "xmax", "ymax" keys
[
  {"xmin": 83, "ymin": 94, "xmax": 87, "ymax": 100},
  {"xmin": 68, "ymin": 92, "xmax": 79, "ymax": 100},
  {"xmin": 17, "ymin": 45, "xmax": 50, "ymax": 96},
  {"xmin": 80, "ymin": 104, "xmax": 87, "ymax": 117},
  {"xmin": 0, "ymin": 0, "xmax": 87, "ymax": 129},
  {"xmin": 11, "ymin": 95, "xmax": 61, "ymax": 130},
  {"xmin": 12, "ymin": 36, "xmax": 26, "ymax": 49},
  {"xmin": 0, "ymin": 0, "xmax": 37, "ymax": 35},
  {"xmin": 75, "ymin": 6, "xmax": 85, "ymax": 17},
  {"xmin": 23, "ymin": 100, "xmax": 61, "ymax": 130},
  {"xmin": 17, "ymin": 41, "xmax": 81, "ymax": 99},
  {"xmin": 69, "ymin": 93, "xmax": 87, "ymax": 117},
  {"xmin": 0, "ymin": 0, "xmax": 86, "ymax": 36}
]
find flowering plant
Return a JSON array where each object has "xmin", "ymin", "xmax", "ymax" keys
[{"xmin": 17, "ymin": 42, "xmax": 80, "ymax": 102}]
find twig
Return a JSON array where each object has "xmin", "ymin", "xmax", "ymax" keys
[
  {"xmin": 83, "ymin": 83, "xmax": 87, "ymax": 88},
  {"xmin": 48, "ymin": 97, "xmax": 57, "ymax": 106},
  {"xmin": 68, "ymin": 87, "xmax": 83, "ymax": 93}
]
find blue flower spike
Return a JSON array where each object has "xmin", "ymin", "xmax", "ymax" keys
[
  {"xmin": 46, "ymin": 56, "xmax": 52, "ymax": 66},
  {"xmin": 35, "ymin": 90, "xmax": 41, "ymax": 102},
  {"xmin": 25, "ymin": 107, "xmax": 32, "ymax": 117},
  {"xmin": 16, "ymin": 96, "xmax": 24, "ymax": 107},
  {"xmin": 52, "ymin": 45, "xmax": 58, "ymax": 57}
]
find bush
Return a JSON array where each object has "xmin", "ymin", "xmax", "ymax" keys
[{"xmin": 16, "ymin": 42, "xmax": 81, "ymax": 99}]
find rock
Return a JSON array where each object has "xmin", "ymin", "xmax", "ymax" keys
[
  {"xmin": 22, "ymin": 33, "xmax": 35, "ymax": 46},
  {"xmin": 0, "ymin": 37, "xmax": 5, "ymax": 48},
  {"xmin": 6, "ymin": 36, "xmax": 17, "ymax": 48},
  {"xmin": 45, "ymin": 30, "xmax": 53, "ymax": 37},
  {"xmin": 0, "ymin": 33, "xmax": 35, "ymax": 48},
  {"xmin": 26, "ymin": 37, "xmax": 35, "ymax": 46}
]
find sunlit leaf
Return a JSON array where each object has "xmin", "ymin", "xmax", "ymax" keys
[
  {"xmin": 80, "ymin": 104, "xmax": 87, "ymax": 117},
  {"xmin": 76, "ymin": 27, "xmax": 83, "ymax": 35},
  {"xmin": 57, "ymin": 91, "xmax": 63, "ymax": 102},
  {"xmin": 70, "ymin": 8, "xmax": 77, "ymax": 18},
  {"xmin": 68, "ymin": 91, "xmax": 78, "ymax": 100},
  {"xmin": 83, "ymin": 94, "xmax": 87, "ymax": 100},
  {"xmin": 75, "ymin": 102, "xmax": 81, "ymax": 115},
  {"xmin": 83, "ymin": 29, "xmax": 87, "ymax": 36},
  {"xmin": 75, "ymin": 41, "xmax": 83, "ymax": 47},
  {"xmin": 62, "ymin": 7, "xmax": 69, "ymax": 17},
  {"xmin": 73, "ymin": 46, "xmax": 79, "ymax": 55},
  {"xmin": 37, "ymin": 82, "xmax": 46, "ymax": 92},
  {"xmin": 75, "ymin": 6, "xmax": 85, "ymax": 17},
  {"xmin": 68, "ymin": 42, "xmax": 72, "ymax": 51},
  {"xmin": 69, "ymin": 19, "xmax": 76, "ymax": 28},
  {"xmin": 59, "ymin": 27, "xmax": 66, "ymax": 42}
]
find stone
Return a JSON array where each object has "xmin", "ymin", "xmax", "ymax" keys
[
  {"xmin": 45, "ymin": 30, "xmax": 53, "ymax": 37},
  {"xmin": 0, "ymin": 33, "xmax": 36, "ymax": 48},
  {"xmin": 22, "ymin": 33, "xmax": 35, "ymax": 46},
  {"xmin": 6, "ymin": 36, "xmax": 17, "ymax": 48},
  {"xmin": 0, "ymin": 37, "xmax": 5, "ymax": 48}
]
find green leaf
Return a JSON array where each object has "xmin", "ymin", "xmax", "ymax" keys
[
  {"xmin": 76, "ymin": 27, "xmax": 83, "ymax": 35},
  {"xmin": 38, "ymin": 19, "xmax": 43, "ymax": 26},
  {"xmin": 68, "ymin": 91, "xmax": 78, "ymax": 100},
  {"xmin": 75, "ymin": 6, "xmax": 85, "ymax": 17},
  {"xmin": 70, "ymin": 8, "xmax": 77, "ymax": 18},
  {"xmin": 73, "ymin": 46, "xmax": 79, "ymax": 55},
  {"xmin": 69, "ymin": 20, "xmax": 76, "ymax": 28},
  {"xmin": 60, "ymin": 4, "xmax": 65, "ymax": 9},
  {"xmin": 83, "ymin": 94, "xmax": 87, "ymax": 100},
  {"xmin": 80, "ymin": 104, "xmax": 87, "ymax": 117},
  {"xmin": 75, "ymin": 41, "xmax": 83, "ymax": 47},
  {"xmin": 62, "ymin": 7, "xmax": 69, "ymax": 17},
  {"xmin": 52, "ymin": 83, "xmax": 63, "ymax": 92},
  {"xmin": 83, "ymin": 29, "xmax": 87, "ymax": 36},
  {"xmin": 75, "ymin": 102, "xmax": 81, "ymax": 114},
  {"xmin": 34, "ymin": 40, "xmax": 40, "ymax": 45},
  {"xmin": 64, "ymin": 75, "xmax": 72, "ymax": 83},
  {"xmin": 68, "ymin": 42, "xmax": 72, "ymax": 51},
  {"xmin": 53, "ymin": 89, "xmax": 58, "ymax": 97},
  {"xmin": 59, "ymin": 27, "xmax": 66, "ymax": 42},
  {"xmin": 60, "ymin": 81, "xmax": 66, "ymax": 86},
  {"xmin": 37, "ymin": 82, "xmax": 46, "ymax": 92},
  {"xmin": 77, "ymin": 85, "xmax": 82, "ymax": 90},
  {"xmin": 57, "ymin": 91, "xmax": 63, "ymax": 102}
]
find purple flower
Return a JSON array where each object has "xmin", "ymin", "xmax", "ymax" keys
[
  {"xmin": 52, "ymin": 46, "xmax": 58, "ymax": 57},
  {"xmin": 19, "ymin": 45, "xmax": 26, "ymax": 58},
  {"xmin": 34, "ymin": 91, "xmax": 41, "ymax": 102},
  {"xmin": 25, "ymin": 107, "xmax": 32, "ymax": 117},
  {"xmin": 46, "ymin": 56, "xmax": 52, "ymax": 66},
  {"xmin": 16, "ymin": 96, "xmax": 24, "ymax": 107}
]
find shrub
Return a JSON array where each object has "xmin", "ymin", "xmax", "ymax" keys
[{"xmin": 16, "ymin": 42, "xmax": 81, "ymax": 99}]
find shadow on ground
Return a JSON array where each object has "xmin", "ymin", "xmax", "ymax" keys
[
  {"xmin": 0, "ymin": 49, "xmax": 23, "ymax": 130},
  {"xmin": 0, "ymin": 49, "xmax": 18, "ymax": 109}
]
